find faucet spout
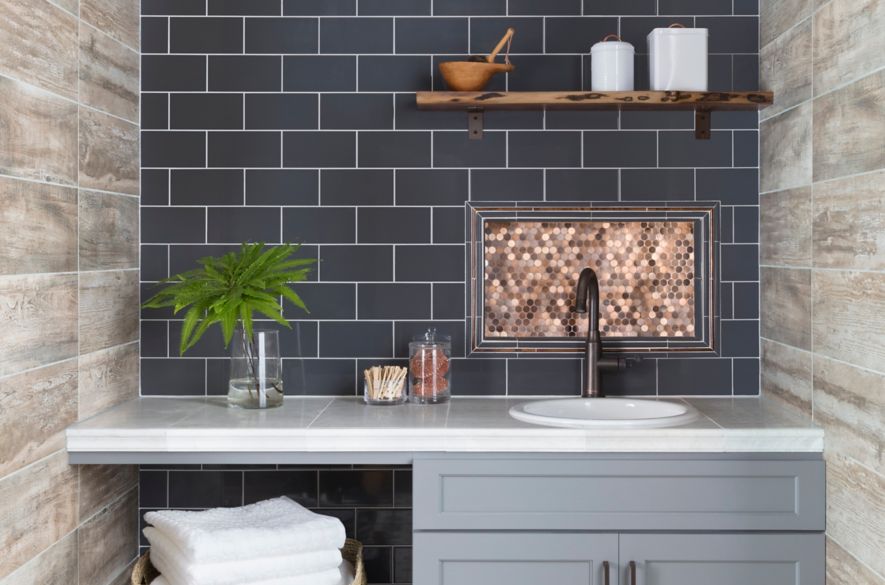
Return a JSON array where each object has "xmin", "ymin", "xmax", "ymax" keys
[{"xmin": 574, "ymin": 268, "xmax": 603, "ymax": 398}]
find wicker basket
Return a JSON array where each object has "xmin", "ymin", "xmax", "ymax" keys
[{"xmin": 131, "ymin": 538, "xmax": 366, "ymax": 585}]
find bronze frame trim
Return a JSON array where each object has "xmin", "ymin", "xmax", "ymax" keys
[{"xmin": 467, "ymin": 204, "xmax": 718, "ymax": 355}]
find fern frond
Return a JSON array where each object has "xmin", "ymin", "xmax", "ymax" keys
[{"xmin": 143, "ymin": 242, "xmax": 315, "ymax": 353}]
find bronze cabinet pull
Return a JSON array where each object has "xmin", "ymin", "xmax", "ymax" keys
[
  {"xmin": 602, "ymin": 560, "xmax": 610, "ymax": 585},
  {"xmin": 629, "ymin": 560, "xmax": 637, "ymax": 585}
]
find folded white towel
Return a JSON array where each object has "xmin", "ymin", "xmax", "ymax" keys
[
  {"xmin": 144, "ymin": 497, "xmax": 345, "ymax": 563},
  {"xmin": 145, "ymin": 527, "xmax": 342, "ymax": 585},
  {"xmin": 149, "ymin": 557, "xmax": 354, "ymax": 585},
  {"xmin": 149, "ymin": 553, "xmax": 343, "ymax": 585},
  {"xmin": 335, "ymin": 560, "xmax": 355, "ymax": 585}
]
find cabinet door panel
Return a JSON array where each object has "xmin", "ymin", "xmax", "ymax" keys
[
  {"xmin": 413, "ymin": 532, "xmax": 618, "ymax": 585},
  {"xmin": 414, "ymin": 457, "xmax": 825, "ymax": 531},
  {"xmin": 619, "ymin": 533, "xmax": 825, "ymax": 585}
]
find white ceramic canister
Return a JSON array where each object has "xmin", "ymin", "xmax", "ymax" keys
[
  {"xmin": 590, "ymin": 34, "xmax": 635, "ymax": 91},
  {"xmin": 647, "ymin": 25, "xmax": 708, "ymax": 91}
]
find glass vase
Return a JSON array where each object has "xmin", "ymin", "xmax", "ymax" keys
[{"xmin": 228, "ymin": 329, "xmax": 283, "ymax": 409}]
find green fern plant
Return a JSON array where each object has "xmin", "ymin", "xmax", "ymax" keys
[{"xmin": 142, "ymin": 243, "xmax": 316, "ymax": 355}]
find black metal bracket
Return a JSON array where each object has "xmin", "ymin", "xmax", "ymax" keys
[
  {"xmin": 467, "ymin": 107, "xmax": 484, "ymax": 140},
  {"xmin": 695, "ymin": 109, "xmax": 711, "ymax": 139}
]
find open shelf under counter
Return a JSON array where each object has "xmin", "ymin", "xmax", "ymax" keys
[{"xmin": 415, "ymin": 90, "xmax": 774, "ymax": 139}]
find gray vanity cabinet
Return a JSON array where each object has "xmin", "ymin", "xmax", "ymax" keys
[
  {"xmin": 415, "ymin": 532, "xmax": 825, "ymax": 585},
  {"xmin": 413, "ymin": 456, "xmax": 826, "ymax": 585},
  {"xmin": 414, "ymin": 533, "xmax": 618, "ymax": 585},
  {"xmin": 619, "ymin": 533, "xmax": 825, "ymax": 585}
]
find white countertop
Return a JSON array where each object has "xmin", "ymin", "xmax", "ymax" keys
[{"xmin": 65, "ymin": 396, "xmax": 823, "ymax": 463}]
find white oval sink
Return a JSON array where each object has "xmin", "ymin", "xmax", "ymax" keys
[{"xmin": 509, "ymin": 398, "xmax": 699, "ymax": 429}]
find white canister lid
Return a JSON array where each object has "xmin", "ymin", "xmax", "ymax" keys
[
  {"xmin": 590, "ymin": 34, "xmax": 635, "ymax": 54},
  {"xmin": 590, "ymin": 40, "xmax": 635, "ymax": 54},
  {"xmin": 647, "ymin": 26, "xmax": 709, "ymax": 38}
]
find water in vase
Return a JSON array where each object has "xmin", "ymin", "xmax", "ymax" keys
[{"xmin": 228, "ymin": 377, "xmax": 284, "ymax": 408}]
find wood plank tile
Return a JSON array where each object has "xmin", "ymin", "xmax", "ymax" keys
[
  {"xmin": 0, "ymin": 0, "xmax": 78, "ymax": 100},
  {"xmin": 760, "ymin": 102, "xmax": 812, "ymax": 193},
  {"xmin": 813, "ymin": 169, "xmax": 885, "ymax": 271},
  {"xmin": 79, "ymin": 22, "xmax": 139, "ymax": 123},
  {"xmin": 761, "ymin": 266, "xmax": 812, "ymax": 350},
  {"xmin": 80, "ymin": 0, "xmax": 140, "ymax": 51},
  {"xmin": 813, "ymin": 69, "xmax": 885, "ymax": 182},
  {"xmin": 0, "ymin": 532, "xmax": 77, "ymax": 585},
  {"xmin": 0, "ymin": 360, "xmax": 78, "ymax": 478},
  {"xmin": 760, "ymin": 18, "xmax": 811, "ymax": 120},
  {"xmin": 79, "ymin": 107, "xmax": 139, "ymax": 196},
  {"xmin": 0, "ymin": 177, "xmax": 77, "ymax": 275},
  {"xmin": 78, "ymin": 270, "xmax": 139, "ymax": 355},
  {"xmin": 761, "ymin": 0, "xmax": 811, "ymax": 47},
  {"xmin": 826, "ymin": 537, "xmax": 885, "ymax": 585},
  {"xmin": 0, "ymin": 274, "xmax": 78, "ymax": 378},
  {"xmin": 79, "ymin": 190, "xmax": 138, "ymax": 271},
  {"xmin": 78, "ymin": 342, "xmax": 139, "ymax": 420},
  {"xmin": 47, "ymin": 0, "xmax": 79, "ymax": 14},
  {"xmin": 760, "ymin": 186, "xmax": 812, "ymax": 266},
  {"xmin": 79, "ymin": 465, "xmax": 138, "ymax": 521},
  {"xmin": 0, "ymin": 451, "xmax": 78, "ymax": 580},
  {"xmin": 760, "ymin": 338, "xmax": 812, "ymax": 416},
  {"xmin": 812, "ymin": 269, "xmax": 885, "ymax": 372},
  {"xmin": 0, "ymin": 78, "xmax": 78, "ymax": 186},
  {"xmin": 827, "ymin": 454, "xmax": 885, "ymax": 576},
  {"xmin": 77, "ymin": 488, "xmax": 138, "ymax": 585},
  {"xmin": 814, "ymin": 0, "xmax": 885, "ymax": 96},
  {"xmin": 814, "ymin": 355, "xmax": 884, "ymax": 473}
]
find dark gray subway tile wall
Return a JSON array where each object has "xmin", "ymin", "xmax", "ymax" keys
[{"xmin": 141, "ymin": 1, "xmax": 761, "ymax": 405}]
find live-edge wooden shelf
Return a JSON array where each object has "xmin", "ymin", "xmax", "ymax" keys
[{"xmin": 415, "ymin": 90, "xmax": 773, "ymax": 140}]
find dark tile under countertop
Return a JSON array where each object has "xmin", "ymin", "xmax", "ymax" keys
[
  {"xmin": 169, "ymin": 471, "xmax": 243, "ymax": 508},
  {"xmin": 244, "ymin": 470, "xmax": 318, "ymax": 506},
  {"xmin": 139, "ymin": 470, "xmax": 168, "ymax": 508},
  {"xmin": 320, "ymin": 469, "xmax": 394, "ymax": 507},
  {"xmin": 356, "ymin": 509, "xmax": 412, "ymax": 546}
]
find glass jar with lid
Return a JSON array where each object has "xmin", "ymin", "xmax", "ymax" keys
[{"xmin": 408, "ymin": 329, "xmax": 451, "ymax": 404}]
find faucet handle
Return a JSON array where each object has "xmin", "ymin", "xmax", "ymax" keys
[{"xmin": 598, "ymin": 356, "xmax": 642, "ymax": 370}]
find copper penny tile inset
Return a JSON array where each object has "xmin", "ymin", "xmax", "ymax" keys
[{"xmin": 483, "ymin": 220, "xmax": 696, "ymax": 338}]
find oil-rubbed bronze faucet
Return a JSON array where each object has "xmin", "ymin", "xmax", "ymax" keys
[{"xmin": 574, "ymin": 267, "xmax": 631, "ymax": 398}]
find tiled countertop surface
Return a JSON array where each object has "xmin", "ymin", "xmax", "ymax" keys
[{"xmin": 66, "ymin": 396, "xmax": 823, "ymax": 461}]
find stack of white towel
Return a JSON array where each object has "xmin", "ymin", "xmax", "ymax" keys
[{"xmin": 143, "ymin": 497, "xmax": 352, "ymax": 585}]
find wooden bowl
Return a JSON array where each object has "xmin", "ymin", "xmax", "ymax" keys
[{"xmin": 439, "ymin": 61, "xmax": 514, "ymax": 92}]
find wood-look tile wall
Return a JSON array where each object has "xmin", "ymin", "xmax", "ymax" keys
[
  {"xmin": 0, "ymin": 0, "xmax": 139, "ymax": 582},
  {"xmin": 760, "ymin": 1, "xmax": 885, "ymax": 582}
]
